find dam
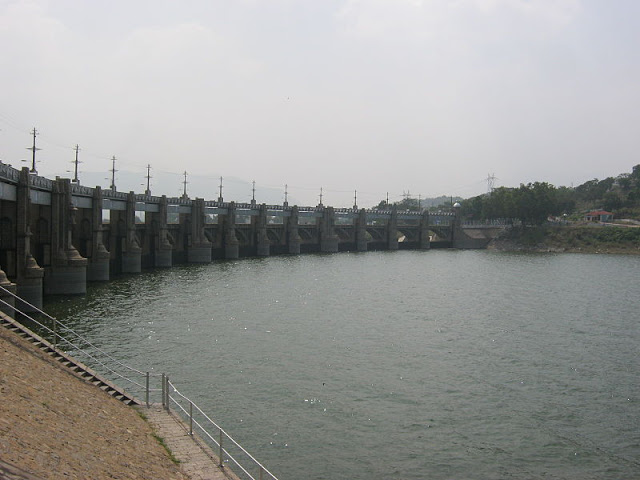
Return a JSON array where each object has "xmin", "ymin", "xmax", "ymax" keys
[{"xmin": 0, "ymin": 164, "xmax": 491, "ymax": 309}]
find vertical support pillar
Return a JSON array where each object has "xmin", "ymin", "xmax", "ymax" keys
[
  {"xmin": 287, "ymin": 206, "xmax": 300, "ymax": 254},
  {"xmin": 256, "ymin": 203, "xmax": 270, "ymax": 257},
  {"xmin": 387, "ymin": 206, "xmax": 399, "ymax": 251},
  {"xmin": 15, "ymin": 168, "xmax": 44, "ymax": 310},
  {"xmin": 320, "ymin": 206, "xmax": 339, "ymax": 253},
  {"xmin": 419, "ymin": 210, "xmax": 431, "ymax": 250},
  {"xmin": 154, "ymin": 196, "xmax": 173, "ymax": 267},
  {"xmin": 355, "ymin": 208, "xmax": 368, "ymax": 252},
  {"xmin": 452, "ymin": 202, "xmax": 464, "ymax": 248},
  {"xmin": 44, "ymin": 178, "xmax": 88, "ymax": 295},
  {"xmin": 121, "ymin": 192, "xmax": 142, "ymax": 273},
  {"xmin": 187, "ymin": 198, "xmax": 212, "ymax": 263},
  {"xmin": 0, "ymin": 267, "xmax": 16, "ymax": 316},
  {"xmin": 224, "ymin": 202, "xmax": 239, "ymax": 260},
  {"xmin": 87, "ymin": 186, "xmax": 110, "ymax": 281}
]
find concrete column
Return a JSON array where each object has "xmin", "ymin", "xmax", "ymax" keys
[
  {"xmin": 256, "ymin": 204, "xmax": 270, "ymax": 257},
  {"xmin": 287, "ymin": 206, "xmax": 301, "ymax": 254},
  {"xmin": 224, "ymin": 202, "xmax": 239, "ymax": 260},
  {"xmin": 419, "ymin": 210, "xmax": 431, "ymax": 250},
  {"xmin": 87, "ymin": 186, "xmax": 110, "ymax": 281},
  {"xmin": 387, "ymin": 206, "xmax": 399, "ymax": 251},
  {"xmin": 0, "ymin": 268, "xmax": 17, "ymax": 317},
  {"xmin": 320, "ymin": 207, "xmax": 339, "ymax": 253},
  {"xmin": 154, "ymin": 196, "xmax": 173, "ymax": 267},
  {"xmin": 187, "ymin": 198, "xmax": 212, "ymax": 263},
  {"xmin": 15, "ymin": 168, "xmax": 44, "ymax": 310},
  {"xmin": 45, "ymin": 178, "xmax": 88, "ymax": 295},
  {"xmin": 355, "ymin": 209, "xmax": 368, "ymax": 252},
  {"xmin": 122, "ymin": 192, "xmax": 142, "ymax": 273}
]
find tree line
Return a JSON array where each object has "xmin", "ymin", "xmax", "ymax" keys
[
  {"xmin": 460, "ymin": 164, "xmax": 640, "ymax": 225},
  {"xmin": 373, "ymin": 164, "xmax": 640, "ymax": 225}
]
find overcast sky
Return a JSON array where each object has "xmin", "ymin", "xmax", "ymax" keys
[{"xmin": 1, "ymin": 0, "xmax": 638, "ymax": 207}]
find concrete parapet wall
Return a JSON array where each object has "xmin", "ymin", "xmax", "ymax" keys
[{"xmin": 453, "ymin": 227, "xmax": 493, "ymax": 249}]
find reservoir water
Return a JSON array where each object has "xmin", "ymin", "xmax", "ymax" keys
[{"xmin": 44, "ymin": 250, "xmax": 640, "ymax": 479}]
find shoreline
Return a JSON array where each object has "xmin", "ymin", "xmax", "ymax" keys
[{"xmin": 486, "ymin": 224, "xmax": 640, "ymax": 255}]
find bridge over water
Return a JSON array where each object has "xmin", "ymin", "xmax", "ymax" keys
[{"xmin": 0, "ymin": 165, "xmax": 494, "ymax": 309}]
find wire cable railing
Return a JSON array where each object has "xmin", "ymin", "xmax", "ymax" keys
[
  {"xmin": 0, "ymin": 286, "xmax": 279, "ymax": 480},
  {"xmin": 0, "ymin": 288, "xmax": 152, "ymax": 401},
  {"xmin": 163, "ymin": 376, "xmax": 278, "ymax": 480}
]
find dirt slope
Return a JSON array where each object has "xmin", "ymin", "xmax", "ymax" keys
[{"xmin": 0, "ymin": 325, "xmax": 187, "ymax": 480}]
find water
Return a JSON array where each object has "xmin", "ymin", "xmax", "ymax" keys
[{"xmin": 44, "ymin": 250, "xmax": 640, "ymax": 479}]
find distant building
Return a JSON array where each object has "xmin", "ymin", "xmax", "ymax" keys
[{"xmin": 584, "ymin": 210, "xmax": 614, "ymax": 222}]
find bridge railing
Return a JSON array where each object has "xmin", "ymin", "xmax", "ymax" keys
[
  {"xmin": 462, "ymin": 218, "xmax": 519, "ymax": 227},
  {"xmin": 0, "ymin": 286, "xmax": 279, "ymax": 480}
]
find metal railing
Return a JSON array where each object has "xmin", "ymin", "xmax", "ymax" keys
[
  {"xmin": 0, "ymin": 286, "xmax": 279, "ymax": 480},
  {"xmin": 0, "ymin": 289, "xmax": 151, "ymax": 402},
  {"xmin": 162, "ymin": 376, "xmax": 278, "ymax": 480}
]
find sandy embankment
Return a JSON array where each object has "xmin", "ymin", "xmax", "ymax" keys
[{"xmin": 0, "ymin": 325, "xmax": 187, "ymax": 480}]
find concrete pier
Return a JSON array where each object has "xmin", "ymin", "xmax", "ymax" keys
[{"xmin": 0, "ymin": 164, "xmax": 491, "ymax": 300}]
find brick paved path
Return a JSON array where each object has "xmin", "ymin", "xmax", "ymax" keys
[{"xmin": 142, "ymin": 405, "xmax": 239, "ymax": 480}]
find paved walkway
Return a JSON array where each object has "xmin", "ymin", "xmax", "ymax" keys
[{"xmin": 142, "ymin": 405, "xmax": 239, "ymax": 480}]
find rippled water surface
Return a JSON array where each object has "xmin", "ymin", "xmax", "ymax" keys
[{"xmin": 44, "ymin": 250, "xmax": 640, "ymax": 479}]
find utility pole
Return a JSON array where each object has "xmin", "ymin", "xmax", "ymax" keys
[
  {"xmin": 284, "ymin": 184, "xmax": 288, "ymax": 207},
  {"xmin": 145, "ymin": 164, "xmax": 152, "ymax": 196},
  {"xmin": 418, "ymin": 194, "xmax": 422, "ymax": 211},
  {"xmin": 181, "ymin": 171, "xmax": 188, "ymax": 199},
  {"xmin": 218, "ymin": 176, "xmax": 223, "ymax": 203},
  {"xmin": 318, "ymin": 187, "xmax": 323, "ymax": 207},
  {"xmin": 110, "ymin": 156, "xmax": 117, "ymax": 191},
  {"xmin": 72, "ymin": 144, "xmax": 81, "ymax": 183},
  {"xmin": 252, "ymin": 180, "xmax": 256, "ymax": 203},
  {"xmin": 27, "ymin": 128, "xmax": 41, "ymax": 174},
  {"xmin": 386, "ymin": 192, "xmax": 389, "ymax": 207},
  {"xmin": 353, "ymin": 190, "xmax": 358, "ymax": 210}
]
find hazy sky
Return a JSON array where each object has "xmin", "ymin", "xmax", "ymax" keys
[{"xmin": 1, "ymin": 0, "xmax": 638, "ymax": 207}]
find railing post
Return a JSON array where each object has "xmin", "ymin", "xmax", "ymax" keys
[
  {"xmin": 161, "ymin": 373, "xmax": 165, "ymax": 408},
  {"xmin": 189, "ymin": 401, "xmax": 193, "ymax": 435},
  {"xmin": 164, "ymin": 375, "xmax": 170, "ymax": 412},
  {"xmin": 260, "ymin": 466, "xmax": 264, "ymax": 480},
  {"xmin": 53, "ymin": 317, "xmax": 57, "ymax": 347},
  {"xmin": 145, "ymin": 372, "xmax": 150, "ymax": 408},
  {"xmin": 219, "ymin": 429, "xmax": 223, "ymax": 467}
]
